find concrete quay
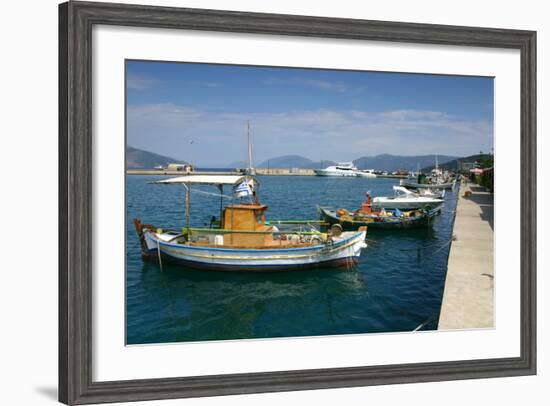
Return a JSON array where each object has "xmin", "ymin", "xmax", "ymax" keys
[{"xmin": 438, "ymin": 181, "xmax": 494, "ymax": 330}]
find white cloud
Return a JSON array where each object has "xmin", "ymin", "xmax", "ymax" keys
[
  {"xmin": 127, "ymin": 104, "xmax": 493, "ymax": 166},
  {"xmin": 126, "ymin": 74, "xmax": 163, "ymax": 90},
  {"xmin": 264, "ymin": 77, "xmax": 349, "ymax": 93},
  {"xmin": 190, "ymin": 81, "xmax": 223, "ymax": 88}
]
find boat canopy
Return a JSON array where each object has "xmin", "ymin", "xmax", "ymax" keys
[{"xmin": 151, "ymin": 175, "xmax": 256, "ymax": 186}]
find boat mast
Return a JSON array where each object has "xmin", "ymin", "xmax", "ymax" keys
[
  {"xmin": 247, "ymin": 120, "xmax": 254, "ymax": 174},
  {"xmin": 185, "ymin": 185, "xmax": 191, "ymax": 231}
]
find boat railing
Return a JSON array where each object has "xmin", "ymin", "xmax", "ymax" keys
[
  {"xmin": 156, "ymin": 225, "xmax": 327, "ymax": 239},
  {"xmin": 165, "ymin": 226, "xmax": 329, "ymax": 246}
]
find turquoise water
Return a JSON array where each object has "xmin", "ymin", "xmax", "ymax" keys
[{"xmin": 126, "ymin": 175, "xmax": 457, "ymax": 344}]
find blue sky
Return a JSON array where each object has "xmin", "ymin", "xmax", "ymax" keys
[{"xmin": 126, "ymin": 60, "xmax": 494, "ymax": 167}]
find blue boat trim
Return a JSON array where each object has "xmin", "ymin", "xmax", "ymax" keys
[{"xmin": 146, "ymin": 250, "xmax": 360, "ymax": 272}]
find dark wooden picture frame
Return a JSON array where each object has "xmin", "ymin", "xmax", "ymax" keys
[{"xmin": 59, "ymin": 1, "xmax": 537, "ymax": 404}]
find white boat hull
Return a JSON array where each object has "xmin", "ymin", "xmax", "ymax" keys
[
  {"xmin": 371, "ymin": 197, "xmax": 443, "ymax": 210},
  {"xmin": 143, "ymin": 229, "xmax": 367, "ymax": 271},
  {"xmin": 314, "ymin": 169, "xmax": 358, "ymax": 177},
  {"xmin": 400, "ymin": 179, "xmax": 456, "ymax": 190},
  {"xmin": 355, "ymin": 171, "xmax": 377, "ymax": 178}
]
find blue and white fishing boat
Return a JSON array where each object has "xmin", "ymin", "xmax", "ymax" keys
[{"xmin": 134, "ymin": 175, "xmax": 367, "ymax": 271}]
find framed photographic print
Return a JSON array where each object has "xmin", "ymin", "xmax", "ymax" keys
[{"xmin": 59, "ymin": 1, "xmax": 536, "ymax": 404}]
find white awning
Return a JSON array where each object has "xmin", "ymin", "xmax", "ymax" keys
[{"xmin": 151, "ymin": 175, "xmax": 253, "ymax": 186}]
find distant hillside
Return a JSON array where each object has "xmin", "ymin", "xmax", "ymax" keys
[
  {"xmin": 421, "ymin": 154, "xmax": 493, "ymax": 172},
  {"xmin": 257, "ymin": 155, "xmax": 336, "ymax": 169},
  {"xmin": 126, "ymin": 146, "xmax": 185, "ymax": 169},
  {"xmin": 354, "ymin": 154, "xmax": 458, "ymax": 172}
]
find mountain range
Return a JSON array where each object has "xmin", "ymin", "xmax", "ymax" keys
[
  {"xmin": 421, "ymin": 153, "xmax": 493, "ymax": 172},
  {"xmin": 126, "ymin": 146, "xmax": 462, "ymax": 172},
  {"xmin": 353, "ymin": 154, "xmax": 458, "ymax": 172},
  {"xmin": 126, "ymin": 146, "xmax": 185, "ymax": 169},
  {"xmin": 251, "ymin": 154, "xmax": 458, "ymax": 172},
  {"xmin": 256, "ymin": 155, "xmax": 336, "ymax": 169}
]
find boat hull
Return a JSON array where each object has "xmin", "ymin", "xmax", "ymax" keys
[
  {"xmin": 355, "ymin": 172, "xmax": 377, "ymax": 178},
  {"xmin": 314, "ymin": 169, "xmax": 358, "ymax": 177},
  {"xmin": 318, "ymin": 206, "xmax": 439, "ymax": 230},
  {"xmin": 142, "ymin": 229, "xmax": 367, "ymax": 272},
  {"xmin": 400, "ymin": 180, "xmax": 456, "ymax": 190},
  {"xmin": 371, "ymin": 198, "xmax": 443, "ymax": 210}
]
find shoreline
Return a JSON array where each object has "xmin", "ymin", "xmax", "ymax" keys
[{"xmin": 126, "ymin": 168, "xmax": 408, "ymax": 178}]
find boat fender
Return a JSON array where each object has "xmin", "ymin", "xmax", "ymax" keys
[{"xmin": 337, "ymin": 208, "xmax": 348, "ymax": 217}]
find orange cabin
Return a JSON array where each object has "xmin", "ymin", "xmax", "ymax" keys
[{"xmin": 221, "ymin": 204, "xmax": 273, "ymax": 247}]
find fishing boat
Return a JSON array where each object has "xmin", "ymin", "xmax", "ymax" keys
[
  {"xmin": 318, "ymin": 206, "xmax": 439, "ymax": 230},
  {"xmin": 371, "ymin": 186, "xmax": 444, "ymax": 210},
  {"xmin": 314, "ymin": 162, "xmax": 358, "ymax": 177},
  {"xmin": 133, "ymin": 175, "xmax": 368, "ymax": 271},
  {"xmin": 317, "ymin": 191, "xmax": 440, "ymax": 230}
]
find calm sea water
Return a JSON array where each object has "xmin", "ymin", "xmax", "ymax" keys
[{"xmin": 126, "ymin": 175, "xmax": 457, "ymax": 344}]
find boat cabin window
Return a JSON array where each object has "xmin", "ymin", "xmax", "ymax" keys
[{"xmin": 255, "ymin": 210, "xmax": 264, "ymax": 225}]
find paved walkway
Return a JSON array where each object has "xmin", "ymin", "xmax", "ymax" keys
[{"xmin": 438, "ymin": 182, "xmax": 494, "ymax": 330}]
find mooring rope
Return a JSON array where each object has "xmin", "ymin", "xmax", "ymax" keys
[
  {"xmin": 190, "ymin": 188, "xmax": 233, "ymax": 199},
  {"xmin": 413, "ymin": 314, "xmax": 438, "ymax": 331},
  {"xmin": 156, "ymin": 239, "xmax": 163, "ymax": 272}
]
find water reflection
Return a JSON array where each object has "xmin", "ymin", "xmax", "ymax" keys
[{"xmin": 126, "ymin": 176, "xmax": 457, "ymax": 344}]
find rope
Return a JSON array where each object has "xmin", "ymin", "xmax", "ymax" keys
[
  {"xmin": 432, "ymin": 239, "xmax": 453, "ymax": 255},
  {"xmin": 157, "ymin": 239, "xmax": 163, "ymax": 272},
  {"xmin": 190, "ymin": 188, "xmax": 233, "ymax": 199},
  {"xmin": 413, "ymin": 314, "xmax": 437, "ymax": 331}
]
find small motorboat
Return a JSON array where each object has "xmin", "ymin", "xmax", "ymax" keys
[
  {"xmin": 318, "ymin": 192, "xmax": 440, "ymax": 230},
  {"xmin": 400, "ymin": 178, "xmax": 456, "ymax": 190},
  {"xmin": 134, "ymin": 175, "xmax": 368, "ymax": 272},
  {"xmin": 354, "ymin": 169, "xmax": 377, "ymax": 178},
  {"xmin": 371, "ymin": 186, "xmax": 444, "ymax": 210},
  {"xmin": 405, "ymin": 187, "xmax": 445, "ymax": 199}
]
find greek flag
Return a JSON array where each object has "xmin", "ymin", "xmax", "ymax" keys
[{"xmin": 234, "ymin": 179, "xmax": 254, "ymax": 197}]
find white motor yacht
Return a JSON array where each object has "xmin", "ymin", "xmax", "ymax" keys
[{"xmin": 314, "ymin": 162, "xmax": 358, "ymax": 177}]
